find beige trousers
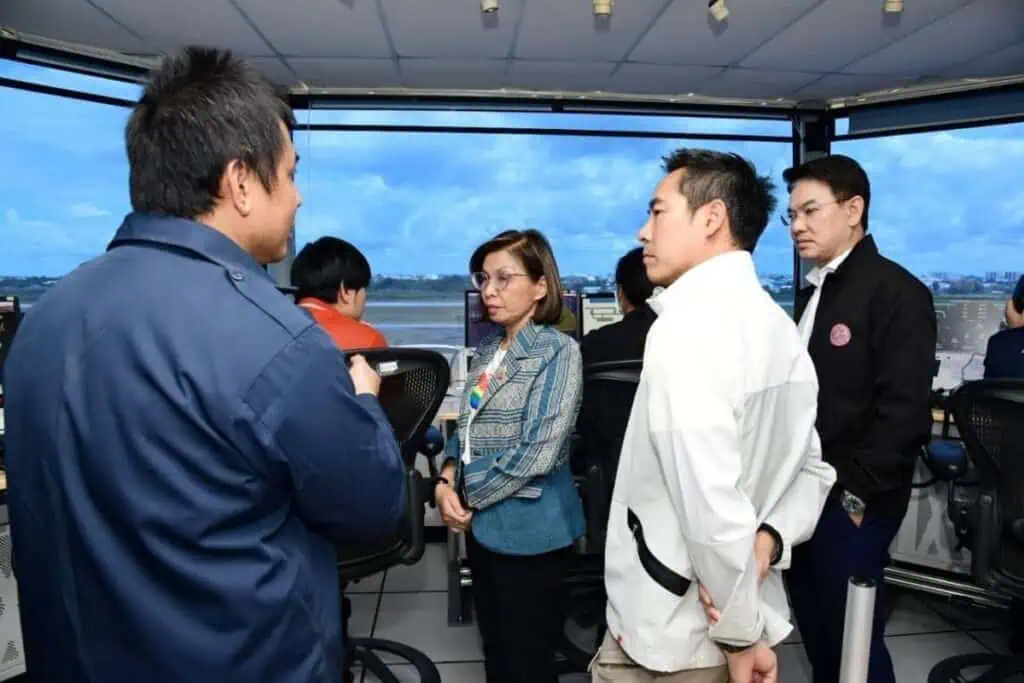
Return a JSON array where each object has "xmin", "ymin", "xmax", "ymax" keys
[{"xmin": 589, "ymin": 632, "xmax": 730, "ymax": 683}]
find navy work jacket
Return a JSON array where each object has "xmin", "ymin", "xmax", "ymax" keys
[{"xmin": 2, "ymin": 213, "xmax": 407, "ymax": 683}]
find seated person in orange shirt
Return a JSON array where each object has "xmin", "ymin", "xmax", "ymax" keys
[{"xmin": 290, "ymin": 236, "xmax": 388, "ymax": 350}]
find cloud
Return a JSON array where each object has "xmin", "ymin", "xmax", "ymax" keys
[
  {"xmin": 68, "ymin": 203, "xmax": 112, "ymax": 219},
  {"xmin": 1, "ymin": 66, "xmax": 1023, "ymax": 281}
]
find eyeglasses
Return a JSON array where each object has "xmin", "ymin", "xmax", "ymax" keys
[
  {"xmin": 471, "ymin": 271, "xmax": 529, "ymax": 292},
  {"xmin": 781, "ymin": 200, "xmax": 840, "ymax": 227}
]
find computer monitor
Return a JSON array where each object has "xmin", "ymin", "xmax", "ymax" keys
[
  {"xmin": 0, "ymin": 296, "xmax": 21, "ymax": 384},
  {"xmin": 580, "ymin": 291, "xmax": 622, "ymax": 336},
  {"xmin": 464, "ymin": 290, "xmax": 581, "ymax": 347},
  {"xmin": 932, "ymin": 298, "xmax": 1008, "ymax": 390}
]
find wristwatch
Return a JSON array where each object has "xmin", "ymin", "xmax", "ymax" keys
[{"xmin": 841, "ymin": 490, "xmax": 866, "ymax": 516}]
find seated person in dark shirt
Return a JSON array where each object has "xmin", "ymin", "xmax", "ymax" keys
[
  {"xmin": 982, "ymin": 294, "xmax": 1024, "ymax": 653},
  {"xmin": 983, "ymin": 295, "xmax": 1024, "ymax": 380},
  {"xmin": 580, "ymin": 247, "xmax": 657, "ymax": 365},
  {"xmin": 575, "ymin": 247, "xmax": 657, "ymax": 500}
]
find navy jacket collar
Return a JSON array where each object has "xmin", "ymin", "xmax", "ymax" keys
[{"xmin": 108, "ymin": 212, "xmax": 271, "ymax": 281}]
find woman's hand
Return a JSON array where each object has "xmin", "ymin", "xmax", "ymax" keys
[{"xmin": 436, "ymin": 465, "xmax": 473, "ymax": 533}]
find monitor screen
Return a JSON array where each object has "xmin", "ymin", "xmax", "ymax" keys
[
  {"xmin": 580, "ymin": 292, "xmax": 622, "ymax": 336},
  {"xmin": 0, "ymin": 296, "xmax": 21, "ymax": 384},
  {"xmin": 933, "ymin": 298, "xmax": 1007, "ymax": 390},
  {"xmin": 465, "ymin": 290, "xmax": 581, "ymax": 347}
]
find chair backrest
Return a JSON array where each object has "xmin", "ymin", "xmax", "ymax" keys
[
  {"xmin": 575, "ymin": 360, "xmax": 643, "ymax": 551},
  {"xmin": 949, "ymin": 379, "xmax": 1024, "ymax": 590},
  {"xmin": 335, "ymin": 348, "xmax": 450, "ymax": 581}
]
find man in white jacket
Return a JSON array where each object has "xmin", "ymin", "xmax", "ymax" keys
[{"xmin": 595, "ymin": 149, "xmax": 837, "ymax": 683}]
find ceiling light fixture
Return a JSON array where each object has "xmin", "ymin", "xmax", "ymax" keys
[
  {"xmin": 481, "ymin": 0, "xmax": 498, "ymax": 13},
  {"xmin": 593, "ymin": 0, "xmax": 614, "ymax": 17},
  {"xmin": 708, "ymin": 0, "xmax": 729, "ymax": 22},
  {"xmin": 883, "ymin": 0, "xmax": 903, "ymax": 12}
]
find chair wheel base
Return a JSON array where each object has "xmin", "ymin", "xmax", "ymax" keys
[
  {"xmin": 348, "ymin": 637, "xmax": 441, "ymax": 683},
  {"xmin": 928, "ymin": 652, "xmax": 1024, "ymax": 683}
]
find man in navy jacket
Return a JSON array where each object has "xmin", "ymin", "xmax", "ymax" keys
[{"xmin": 2, "ymin": 47, "xmax": 407, "ymax": 683}]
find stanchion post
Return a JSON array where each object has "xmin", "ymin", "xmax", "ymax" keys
[{"xmin": 838, "ymin": 576, "xmax": 877, "ymax": 683}]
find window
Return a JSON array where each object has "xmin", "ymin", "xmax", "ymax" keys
[
  {"xmin": 294, "ymin": 114, "xmax": 794, "ymax": 346},
  {"xmin": 0, "ymin": 62, "xmax": 132, "ymax": 304},
  {"xmin": 833, "ymin": 121, "xmax": 1024, "ymax": 388}
]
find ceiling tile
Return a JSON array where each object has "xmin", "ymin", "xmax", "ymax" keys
[
  {"xmin": 607, "ymin": 63, "xmax": 724, "ymax": 96},
  {"xmin": 1, "ymin": 0, "xmax": 149, "ymax": 54},
  {"xmin": 741, "ymin": 0, "xmax": 972, "ymax": 72},
  {"xmin": 513, "ymin": 0, "xmax": 667, "ymax": 62},
  {"xmin": 505, "ymin": 60, "xmax": 615, "ymax": 92},
  {"xmin": 383, "ymin": 0, "xmax": 519, "ymax": 59},
  {"xmin": 91, "ymin": 0, "xmax": 273, "ymax": 56},
  {"xmin": 248, "ymin": 56, "xmax": 297, "ymax": 88},
  {"xmin": 844, "ymin": 0, "xmax": 1024, "ymax": 77},
  {"xmin": 289, "ymin": 57, "xmax": 400, "ymax": 88},
  {"xmin": 631, "ymin": 0, "xmax": 819, "ymax": 67},
  {"xmin": 938, "ymin": 40, "xmax": 1024, "ymax": 79},
  {"xmin": 794, "ymin": 73, "xmax": 918, "ymax": 102},
  {"xmin": 399, "ymin": 58, "xmax": 506, "ymax": 90},
  {"xmin": 697, "ymin": 67, "xmax": 821, "ymax": 99},
  {"xmin": 235, "ymin": 0, "xmax": 392, "ymax": 58}
]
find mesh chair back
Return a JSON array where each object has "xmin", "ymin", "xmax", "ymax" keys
[
  {"xmin": 581, "ymin": 360, "xmax": 643, "ymax": 486},
  {"xmin": 950, "ymin": 379, "xmax": 1024, "ymax": 584},
  {"xmin": 335, "ymin": 348, "xmax": 450, "ymax": 581},
  {"xmin": 576, "ymin": 360, "xmax": 643, "ymax": 550}
]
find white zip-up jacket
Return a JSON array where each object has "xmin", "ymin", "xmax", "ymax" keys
[{"xmin": 604, "ymin": 250, "xmax": 837, "ymax": 673}]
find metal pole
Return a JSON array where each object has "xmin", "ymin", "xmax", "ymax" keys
[{"xmin": 838, "ymin": 576, "xmax": 877, "ymax": 683}]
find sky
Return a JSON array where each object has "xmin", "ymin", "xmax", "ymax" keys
[{"xmin": 2, "ymin": 59, "xmax": 1023, "ymax": 280}]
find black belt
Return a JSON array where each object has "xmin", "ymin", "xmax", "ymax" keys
[{"xmin": 626, "ymin": 508, "xmax": 692, "ymax": 597}]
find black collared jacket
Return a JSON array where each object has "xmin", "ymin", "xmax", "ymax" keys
[{"xmin": 795, "ymin": 235, "xmax": 937, "ymax": 517}]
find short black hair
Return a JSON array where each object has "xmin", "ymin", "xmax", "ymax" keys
[
  {"xmin": 782, "ymin": 154, "xmax": 871, "ymax": 232},
  {"xmin": 125, "ymin": 46, "xmax": 297, "ymax": 219},
  {"xmin": 291, "ymin": 237, "xmax": 373, "ymax": 303},
  {"xmin": 662, "ymin": 149, "xmax": 778, "ymax": 252},
  {"xmin": 615, "ymin": 247, "xmax": 654, "ymax": 309}
]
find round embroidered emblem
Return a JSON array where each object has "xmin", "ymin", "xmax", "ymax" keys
[{"xmin": 830, "ymin": 323, "xmax": 852, "ymax": 347}]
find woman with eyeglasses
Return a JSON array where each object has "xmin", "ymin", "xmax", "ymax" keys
[{"xmin": 435, "ymin": 229, "xmax": 585, "ymax": 683}]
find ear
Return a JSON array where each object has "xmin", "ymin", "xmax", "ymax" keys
[
  {"xmin": 223, "ymin": 159, "xmax": 254, "ymax": 217},
  {"xmin": 533, "ymin": 275, "xmax": 548, "ymax": 302},
  {"xmin": 338, "ymin": 286, "xmax": 353, "ymax": 305},
  {"xmin": 702, "ymin": 198, "xmax": 729, "ymax": 240},
  {"xmin": 845, "ymin": 196, "xmax": 865, "ymax": 229}
]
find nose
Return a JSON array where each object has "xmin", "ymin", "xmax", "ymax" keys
[
  {"xmin": 481, "ymin": 278, "xmax": 499, "ymax": 297},
  {"xmin": 638, "ymin": 217, "xmax": 652, "ymax": 243}
]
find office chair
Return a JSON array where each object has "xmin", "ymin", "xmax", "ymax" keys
[
  {"xmin": 929, "ymin": 379, "xmax": 1024, "ymax": 683},
  {"xmin": 559, "ymin": 360, "xmax": 643, "ymax": 672},
  {"xmin": 337, "ymin": 348, "xmax": 450, "ymax": 683}
]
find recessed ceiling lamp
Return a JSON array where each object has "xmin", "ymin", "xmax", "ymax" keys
[
  {"xmin": 708, "ymin": 0, "xmax": 729, "ymax": 21},
  {"xmin": 481, "ymin": 0, "xmax": 498, "ymax": 13},
  {"xmin": 593, "ymin": 0, "xmax": 614, "ymax": 17},
  {"xmin": 883, "ymin": 0, "xmax": 903, "ymax": 12}
]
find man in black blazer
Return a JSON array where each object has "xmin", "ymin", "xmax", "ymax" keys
[
  {"xmin": 984, "ymin": 297, "xmax": 1024, "ymax": 379},
  {"xmin": 576, "ymin": 247, "xmax": 656, "ymax": 494},
  {"xmin": 782, "ymin": 155, "xmax": 937, "ymax": 683}
]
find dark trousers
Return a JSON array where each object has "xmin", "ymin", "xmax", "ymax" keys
[
  {"xmin": 786, "ymin": 498, "xmax": 903, "ymax": 683},
  {"xmin": 466, "ymin": 532, "xmax": 570, "ymax": 683}
]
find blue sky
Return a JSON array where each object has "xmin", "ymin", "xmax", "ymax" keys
[{"xmin": 2, "ymin": 59, "xmax": 1023, "ymax": 280}]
